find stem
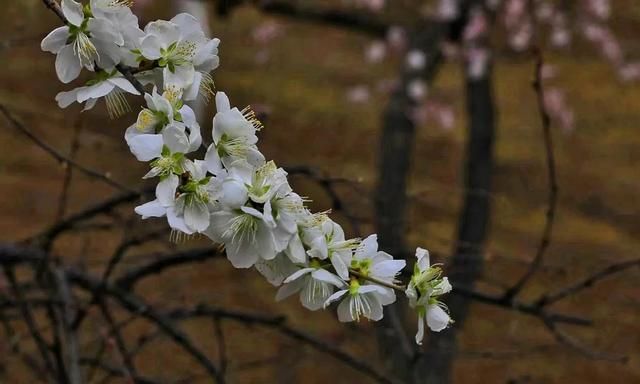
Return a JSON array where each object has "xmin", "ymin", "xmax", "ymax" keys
[{"xmin": 348, "ymin": 268, "xmax": 407, "ymax": 291}]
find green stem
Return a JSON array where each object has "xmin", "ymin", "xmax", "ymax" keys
[{"xmin": 348, "ymin": 268, "xmax": 406, "ymax": 291}]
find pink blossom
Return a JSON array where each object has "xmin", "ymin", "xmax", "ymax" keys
[
  {"xmin": 466, "ymin": 47, "xmax": 490, "ymax": 80},
  {"xmin": 411, "ymin": 99, "xmax": 456, "ymax": 131},
  {"xmin": 435, "ymin": 0, "xmax": 459, "ymax": 21},
  {"xmin": 407, "ymin": 79, "xmax": 427, "ymax": 101},
  {"xmin": 618, "ymin": 62, "xmax": 640, "ymax": 83},
  {"xmin": 536, "ymin": 2, "xmax": 554, "ymax": 22},
  {"xmin": 463, "ymin": 9, "xmax": 488, "ymax": 42},
  {"xmin": 544, "ymin": 88, "xmax": 575, "ymax": 133},
  {"xmin": 387, "ymin": 26, "xmax": 407, "ymax": 51},
  {"xmin": 540, "ymin": 64, "xmax": 557, "ymax": 80},
  {"xmin": 346, "ymin": 85, "xmax": 371, "ymax": 104},
  {"xmin": 406, "ymin": 50, "xmax": 427, "ymax": 70},
  {"xmin": 365, "ymin": 41, "xmax": 387, "ymax": 63},
  {"xmin": 509, "ymin": 23, "xmax": 533, "ymax": 51},
  {"xmin": 252, "ymin": 21, "xmax": 283, "ymax": 45},
  {"xmin": 584, "ymin": 0, "xmax": 611, "ymax": 20},
  {"xmin": 355, "ymin": 0, "xmax": 385, "ymax": 12}
]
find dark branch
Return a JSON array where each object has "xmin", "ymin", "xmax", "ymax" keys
[
  {"xmin": 503, "ymin": 49, "xmax": 559, "ymax": 300},
  {"xmin": 0, "ymin": 105, "xmax": 136, "ymax": 194}
]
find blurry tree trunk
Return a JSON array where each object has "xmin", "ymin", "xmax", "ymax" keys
[
  {"xmin": 419, "ymin": 56, "xmax": 496, "ymax": 384},
  {"xmin": 373, "ymin": 22, "xmax": 445, "ymax": 382},
  {"xmin": 374, "ymin": 4, "xmax": 476, "ymax": 383}
]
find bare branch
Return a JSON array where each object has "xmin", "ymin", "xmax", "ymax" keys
[
  {"xmin": 537, "ymin": 258, "xmax": 640, "ymax": 306},
  {"xmin": 0, "ymin": 105, "xmax": 136, "ymax": 194},
  {"xmin": 503, "ymin": 49, "xmax": 559, "ymax": 300}
]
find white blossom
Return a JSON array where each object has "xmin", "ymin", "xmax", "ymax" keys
[
  {"xmin": 55, "ymin": 70, "xmax": 139, "ymax": 117},
  {"xmin": 140, "ymin": 14, "xmax": 219, "ymax": 94},
  {"xmin": 303, "ymin": 218, "xmax": 358, "ymax": 280},
  {"xmin": 405, "ymin": 247, "xmax": 453, "ymax": 344},
  {"xmin": 204, "ymin": 92, "xmax": 265, "ymax": 174},
  {"xmin": 277, "ymin": 264, "xmax": 345, "ymax": 310},
  {"xmin": 324, "ymin": 281, "xmax": 391, "ymax": 322},
  {"xmin": 41, "ymin": 0, "xmax": 124, "ymax": 83}
]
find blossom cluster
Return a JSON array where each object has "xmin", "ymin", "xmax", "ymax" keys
[{"xmin": 40, "ymin": 0, "xmax": 452, "ymax": 344}]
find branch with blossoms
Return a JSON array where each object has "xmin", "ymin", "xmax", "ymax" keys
[
  {"xmin": 39, "ymin": 0, "xmax": 453, "ymax": 343},
  {"xmin": 1, "ymin": 0, "xmax": 637, "ymax": 382}
]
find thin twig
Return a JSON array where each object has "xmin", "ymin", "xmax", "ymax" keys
[
  {"xmin": 0, "ymin": 105, "xmax": 136, "ymax": 194},
  {"xmin": 543, "ymin": 317, "xmax": 627, "ymax": 362},
  {"xmin": 536, "ymin": 258, "xmax": 640, "ymax": 306},
  {"xmin": 56, "ymin": 118, "xmax": 83, "ymax": 221},
  {"xmin": 503, "ymin": 49, "xmax": 558, "ymax": 300}
]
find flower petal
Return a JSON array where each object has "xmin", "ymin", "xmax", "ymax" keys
[
  {"xmin": 426, "ymin": 304, "xmax": 450, "ymax": 332},
  {"xmin": 62, "ymin": 0, "xmax": 84, "ymax": 27},
  {"xmin": 134, "ymin": 199, "xmax": 166, "ymax": 219},
  {"xmin": 127, "ymin": 133, "xmax": 163, "ymax": 162},
  {"xmin": 415, "ymin": 314, "xmax": 425, "ymax": 345},
  {"xmin": 283, "ymin": 268, "xmax": 314, "ymax": 284},
  {"xmin": 41, "ymin": 26, "xmax": 70, "ymax": 53},
  {"xmin": 185, "ymin": 199, "xmax": 210, "ymax": 232},
  {"xmin": 55, "ymin": 45, "xmax": 82, "ymax": 84},
  {"xmin": 156, "ymin": 174, "xmax": 179, "ymax": 206},
  {"xmin": 336, "ymin": 297, "xmax": 354, "ymax": 322},
  {"xmin": 324, "ymin": 289, "xmax": 348, "ymax": 308},
  {"xmin": 311, "ymin": 269, "xmax": 345, "ymax": 288},
  {"xmin": 215, "ymin": 91, "xmax": 231, "ymax": 112}
]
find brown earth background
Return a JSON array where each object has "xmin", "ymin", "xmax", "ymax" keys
[{"xmin": 0, "ymin": 1, "xmax": 639, "ymax": 383}]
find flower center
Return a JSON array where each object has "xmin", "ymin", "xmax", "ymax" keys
[{"xmin": 224, "ymin": 212, "xmax": 259, "ymax": 244}]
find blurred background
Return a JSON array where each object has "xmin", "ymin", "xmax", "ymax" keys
[{"xmin": 0, "ymin": 0, "xmax": 639, "ymax": 383}]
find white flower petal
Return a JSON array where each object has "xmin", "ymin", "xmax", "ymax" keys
[
  {"xmin": 77, "ymin": 81, "xmax": 114, "ymax": 102},
  {"xmin": 311, "ymin": 269, "xmax": 345, "ymax": 288},
  {"xmin": 62, "ymin": 0, "xmax": 84, "ymax": 27},
  {"xmin": 88, "ymin": 18, "xmax": 123, "ymax": 46},
  {"xmin": 283, "ymin": 268, "xmax": 314, "ymax": 284},
  {"xmin": 145, "ymin": 20, "xmax": 180, "ymax": 46},
  {"xmin": 55, "ymin": 45, "xmax": 82, "ymax": 84},
  {"xmin": 41, "ymin": 26, "xmax": 70, "ymax": 53},
  {"xmin": 162, "ymin": 124, "xmax": 189, "ymax": 154},
  {"xmin": 415, "ymin": 314, "xmax": 425, "ymax": 345},
  {"xmin": 426, "ymin": 304, "xmax": 450, "ymax": 332},
  {"xmin": 215, "ymin": 91, "xmax": 231, "ymax": 112},
  {"xmin": 164, "ymin": 65, "xmax": 195, "ymax": 90},
  {"xmin": 55, "ymin": 89, "xmax": 80, "ymax": 108},
  {"xmin": 127, "ymin": 133, "xmax": 163, "ymax": 162},
  {"xmin": 156, "ymin": 174, "xmax": 179, "ymax": 206},
  {"xmin": 331, "ymin": 252, "xmax": 349, "ymax": 280},
  {"xmin": 134, "ymin": 199, "xmax": 166, "ymax": 219},
  {"xmin": 366, "ymin": 294, "xmax": 384, "ymax": 321},
  {"xmin": 166, "ymin": 206, "xmax": 194, "ymax": 234},
  {"xmin": 336, "ymin": 297, "xmax": 354, "ymax": 322},
  {"xmin": 355, "ymin": 234, "xmax": 378, "ymax": 260},
  {"xmin": 416, "ymin": 247, "xmax": 430, "ymax": 271},
  {"xmin": 285, "ymin": 234, "xmax": 306, "ymax": 264},
  {"xmin": 371, "ymin": 260, "xmax": 406, "ymax": 280},
  {"xmin": 140, "ymin": 34, "xmax": 162, "ymax": 60},
  {"xmin": 185, "ymin": 199, "xmax": 210, "ymax": 232},
  {"xmin": 275, "ymin": 278, "xmax": 305, "ymax": 301},
  {"xmin": 108, "ymin": 77, "xmax": 141, "ymax": 95},
  {"xmin": 220, "ymin": 178, "xmax": 248, "ymax": 209},
  {"xmin": 324, "ymin": 289, "xmax": 348, "ymax": 308},
  {"xmin": 225, "ymin": 239, "xmax": 259, "ymax": 268}
]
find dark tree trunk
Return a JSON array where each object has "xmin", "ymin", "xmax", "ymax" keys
[
  {"xmin": 419, "ymin": 61, "xmax": 496, "ymax": 384},
  {"xmin": 373, "ymin": 21, "xmax": 447, "ymax": 383},
  {"xmin": 374, "ymin": 3, "xmax": 477, "ymax": 382}
]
